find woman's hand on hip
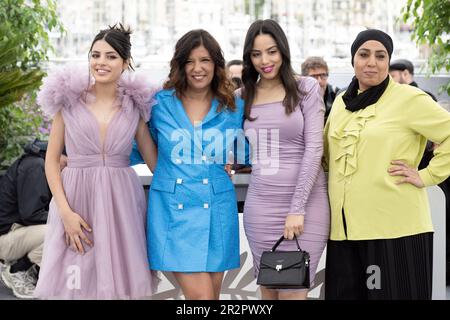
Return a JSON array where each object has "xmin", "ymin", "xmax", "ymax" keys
[
  {"xmin": 388, "ymin": 160, "xmax": 425, "ymax": 188},
  {"xmin": 284, "ymin": 214, "xmax": 304, "ymax": 240}
]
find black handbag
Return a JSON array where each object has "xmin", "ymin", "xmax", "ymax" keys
[{"xmin": 256, "ymin": 235, "xmax": 310, "ymax": 289}]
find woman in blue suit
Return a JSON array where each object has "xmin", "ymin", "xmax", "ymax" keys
[{"xmin": 139, "ymin": 29, "xmax": 245, "ymax": 299}]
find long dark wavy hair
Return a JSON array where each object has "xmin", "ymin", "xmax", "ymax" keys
[
  {"xmin": 164, "ymin": 29, "xmax": 235, "ymax": 111},
  {"xmin": 242, "ymin": 19, "xmax": 302, "ymax": 120}
]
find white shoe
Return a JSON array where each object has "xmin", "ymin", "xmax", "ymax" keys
[
  {"xmin": 26, "ymin": 265, "xmax": 39, "ymax": 286},
  {"xmin": 0, "ymin": 260, "xmax": 5, "ymax": 274},
  {"xmin": 1, "ymin": 265, "xmax": 36, "ymax": 299},
  {"xmin": 0, "ymin": 260, "xmax": 9, "ymax": 286}
]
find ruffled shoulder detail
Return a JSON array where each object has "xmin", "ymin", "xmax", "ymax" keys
[
  {"xmin": 37, "ymin": 65, "xmax": 90, "ymax": 118},
  {"xmin": 330, "ymin": 105, "xmax": 376, "ymax": 177},
  {"xmin": 118, "ymin": 72, "xmax": 160, "ymax": 122}
]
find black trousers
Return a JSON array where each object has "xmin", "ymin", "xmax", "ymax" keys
[{"xmin": 325, "ymin": 232, "xmax": 433, "ymax": 300}]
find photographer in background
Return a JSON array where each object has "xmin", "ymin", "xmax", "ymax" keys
[{"xmin": 0, "ymin": 139, "xmax": 66, "ymax": 299}]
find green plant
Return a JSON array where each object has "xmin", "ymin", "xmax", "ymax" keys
[
  {"xmin": 0, "ymin": 0, "xmax": 64, "ymax": 168},
  {"xmin": 0, "ymin": 26, "xmax": 44, "ymax": 108},
  {"xmin": 0, "ymin": 0, "xmax": 64, "ymax": 70},
  {"xmin": 402, "ymin": 0, "xmax": 450, "ymax": 95},
  {"xmin": 0, "ymin": 98, "xmax": 50, "ymax": 169}
]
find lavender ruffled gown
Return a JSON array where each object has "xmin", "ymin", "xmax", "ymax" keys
[
  {"xmin": 243, "ymin": 77, "xmax": 330, "ymax": 288},
  {"xmin": 34, "ymin": 66, "xmax": 158, "ymax": 299}
]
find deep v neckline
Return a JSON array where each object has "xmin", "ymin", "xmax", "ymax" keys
[{"xmin": 82, "ymin": 102, "xmax": 122, "ymax": 148}]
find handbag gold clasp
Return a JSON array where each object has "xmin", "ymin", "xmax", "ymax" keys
[{"xmin": 276, "ymin": 264, "xmax": 282, "ymax": 271}]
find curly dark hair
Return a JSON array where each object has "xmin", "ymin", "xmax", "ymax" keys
[{"xmin": 164, "ymin": 29, "xmax": 236, "ymax": 111}]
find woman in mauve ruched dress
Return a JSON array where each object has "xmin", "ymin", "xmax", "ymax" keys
[
  {"xmin": 34, "ymin": 25, "xmax": 158, "ymax": 299},
  {"xmin": 240, "ymin": 20, "xmax": 330, "ymax": 300}
]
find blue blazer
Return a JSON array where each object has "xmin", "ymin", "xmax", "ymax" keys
[{"xmin": 133, "ymin": 89, "xmax": 246, "ymax": 272}]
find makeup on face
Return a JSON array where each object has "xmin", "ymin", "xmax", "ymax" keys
[
  {"xmin": 353, "ymin": 40, "xmax": 389, "ymax": 91},
  {"xmin": 250, "ymin": 34, "xmax": 282, "ymax": 82},
  {"xmin": 184, "ymin": 45, "xmax": 215, "ymax": 92},
  {"xmin": 89, "ymin": 40, "xmax": 126, "ymax": 84}
]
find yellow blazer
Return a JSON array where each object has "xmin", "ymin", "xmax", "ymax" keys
[{"xmin": 325, "ymin": 77, "xmax": 450, "ymax": 240}]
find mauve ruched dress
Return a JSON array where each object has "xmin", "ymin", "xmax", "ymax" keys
[{"xmin": 243, "ymin": 77, "xmax": 330, "ymax": 288}]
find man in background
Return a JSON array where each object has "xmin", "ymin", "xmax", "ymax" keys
[
  {"xmin": 226, "ymin": 59, "xmax": 243, "ymax": 89},
  {"xmin": 0, "ymin": 139, "xmax": 66, "ymax": 299},
  {"xmin": 389, "ymin": 58, "xmax": 437, "ymax": 101},
  {"xmin": 301, "ymin": 56, "xmax": 340, "ymax": 122}
]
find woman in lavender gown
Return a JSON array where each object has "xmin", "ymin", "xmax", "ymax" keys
[
  {"xmin": 33, "ymin": 24, "xmax": 158, "ymax": 299},
  {"xmin": 240, "ymin": 20, "xmax": 330, "ymax": 300}
]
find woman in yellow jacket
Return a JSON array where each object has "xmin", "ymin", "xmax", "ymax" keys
[{"xmin": 324, "ymin": 29, "xmax": 450, "ymax": 300}]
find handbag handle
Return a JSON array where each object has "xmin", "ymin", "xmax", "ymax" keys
[{"xmin": 271, "ymin": 235, "xmax": 304, "ymax": 252}]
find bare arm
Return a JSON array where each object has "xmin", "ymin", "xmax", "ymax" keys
[
  {"xmin": 135, "ymin": 118, "xmax": 157, "ymax": 172},
  {"xmin": 46, "ymin": 111, "xmax": 93, "ymax": 254},
  {"xmin": 45, "ymin": 111, "xmax": 72, "ymax": 215}
]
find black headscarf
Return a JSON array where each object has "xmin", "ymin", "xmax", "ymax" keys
[{"xmin": 343, "ymin": 29, "xmax": 393, "ymax": 112}]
